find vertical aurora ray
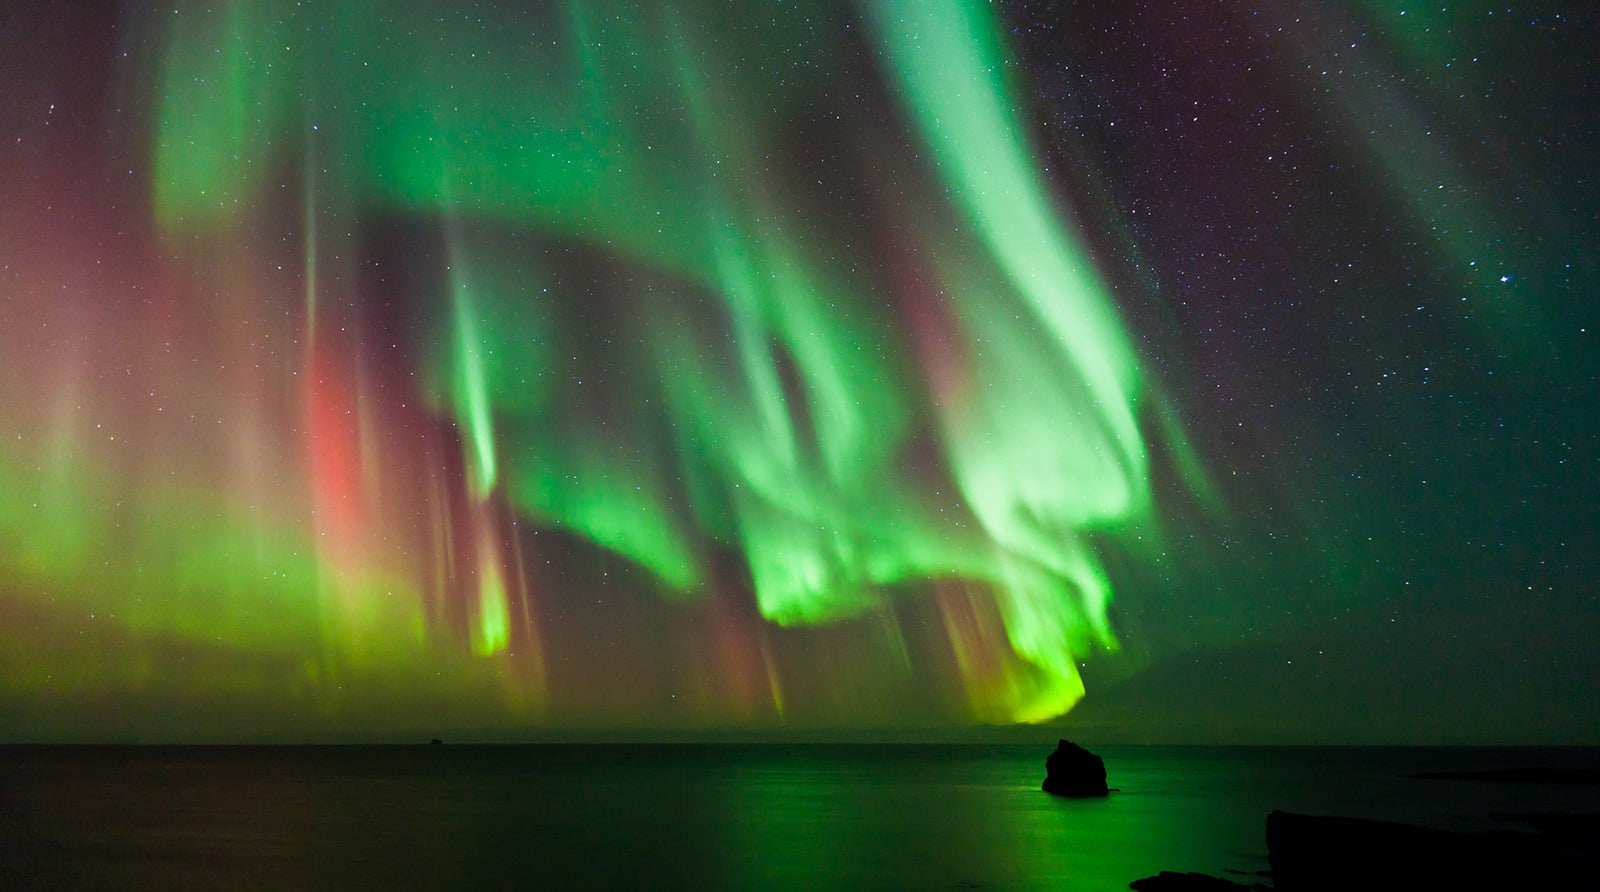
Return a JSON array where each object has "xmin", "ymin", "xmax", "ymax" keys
[
  {"xmin": 470, "ymin": 532, "xmax": 511, "ymax": 658},
  {"xmin": 0, "ymin": 0, "xmax": 1205, "ymax": 734},
  {"xmin": 864, "ymin": 0, "xmax": 1148, "ymax": 717},
  {"xmin": 443, "ymin": 235, "xmax": 501, "ymax": 498}
]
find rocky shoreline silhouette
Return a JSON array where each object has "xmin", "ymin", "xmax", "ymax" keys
[{"xmin": 1126, "ymin": 768, "xmax": 1600, "ymax": 891}]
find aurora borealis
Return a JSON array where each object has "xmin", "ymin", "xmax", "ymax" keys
[{"xmin": 3, "ymin": 1, "xmax": 1596, "ymax": 743}]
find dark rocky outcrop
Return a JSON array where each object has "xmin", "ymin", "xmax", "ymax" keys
[
  {"xmin": 1266, "ymin": 810, "xmax": 1600, "ymax": 891},
  {"xmin": 1041, "ymin": 739, "xmax": 1109, "ymax": 797},
  {"xmin": 1269, "ymin": 810, "xmax": 1508, "ymax": 890},
  {"xmin": 1136, "ymin": 810, "xmax": 1600, "ymax": 891},
  {"xmin": 1128, "ymin": 870, "xmax": 1268, "ymax": 891}
]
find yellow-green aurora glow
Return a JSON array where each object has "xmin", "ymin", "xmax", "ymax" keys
[{"xmin": 0, "ymin": 0, "xmax": 1206, "ymax": 734}]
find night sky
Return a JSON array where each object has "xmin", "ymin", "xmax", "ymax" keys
[{"xmin": 1, "ymin": 0, "xmax": 1594, "ymax": 744}]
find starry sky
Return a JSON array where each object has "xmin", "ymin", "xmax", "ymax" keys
[{"xmin": 1, "ymin": 0, "xmax": 1594, "ymax": 744}]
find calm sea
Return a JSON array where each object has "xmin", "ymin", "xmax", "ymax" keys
[{"xmin": 3, "ymin": 744, "xmax": 1597, "ymax": 890}]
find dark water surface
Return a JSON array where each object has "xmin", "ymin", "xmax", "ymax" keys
[{"xmin": 3, "ymin": 744, "xmax": 1598, "ymax": 890}]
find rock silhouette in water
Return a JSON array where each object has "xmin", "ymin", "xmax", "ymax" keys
[{"xmin": 1041, "ymin": 739, "xmax": 1109, "ymax": 797}]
